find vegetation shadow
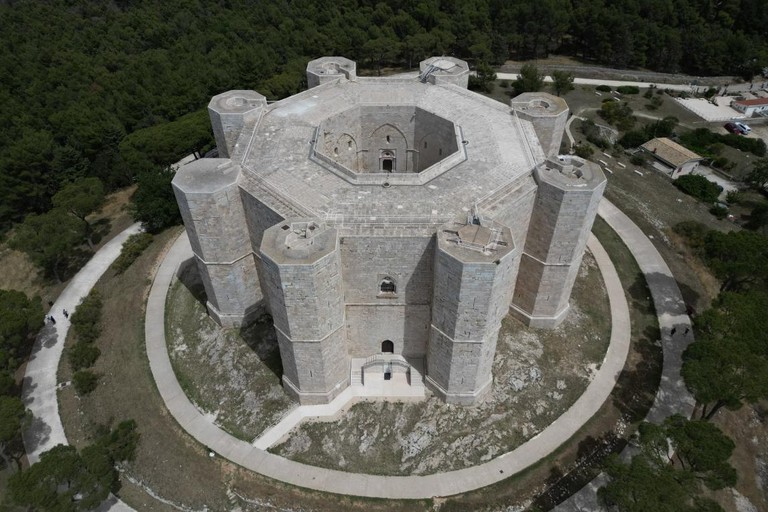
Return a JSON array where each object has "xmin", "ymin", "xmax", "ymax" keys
[
  {"xmin": 611, "ymin": 325, "xmax": 662, "ymax": 422},
  {"xmin": 529, "ymin": 433, "xmax": 626, "ymax": 511}
]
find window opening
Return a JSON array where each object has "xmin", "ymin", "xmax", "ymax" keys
[
  {"xmin": 380, "ymin": 277, "xmax": 396, "ymax": 293},
  {"xmin": 382, "ymin": 159, "xmax": 393, "ymax": 172},
  {"xmin": 382, "ymin": 340, "xmax": 394, "ymax": 353}
]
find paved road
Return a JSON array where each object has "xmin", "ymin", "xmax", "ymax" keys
[
  {"xmin": 497, "ymin": 62, "xmax": 753, "ymax": 91},
  {"xmin": 553, "ymin": 200, "xmax": 695, "ymax": 511},
  {"xmin": 497, "ymin": 73, "xmax": 697, "ymax": 92},
  {"xmin": 22, "ymin": 223, "xmax": 142, "ymax": 512}
]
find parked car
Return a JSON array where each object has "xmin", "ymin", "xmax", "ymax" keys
[
  {"xmin": 724, "ymin": 122, "xmax": 745, "ymax": 135},
  {"xmin": 735, "ymin": 121, "xmax": 751, "ymax": 134}
]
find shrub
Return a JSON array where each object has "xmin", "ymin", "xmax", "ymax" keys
[
  {"xmin": 704, "ymin": 87, "xmax": 718, "ymax": 98},
  {"xmin": 644, "ymin": 89, "xmax": 654, "ymax": 99},
  {"xmin": 596, "ymin": 85, "xmax": 612, "ymax": 92},
  {"xmin": 713, "ymin": 157, "xmax": 729, "ymax": 169},
  {"xmin": 68, "ymin": 342, "xmax": 101, "ymax": 371},
  {"xmin": 616, "ymin": 85, "xmax": 640, "ymax": 94},
  {"xmin": 98, "ymin": 419, "xmax": 140, "ymax": 463},
  {"xmin": 710, "ymin": 204, "xmax": 728, "ymax": 219},
  {"xmin": 73, "ymin": 370, "xmax": 99, "ymax": 395},
  {"xmin": 113, "ymin": 233, "xmax": 153, "ymax": 274},
  {"xmin": 500, "ymin": 80, "xmax": 509, "ymax": 88},
  {"xmin": 673, "ymin": 220, "xmax": 709, "ymax": 249},
  {"xmin": 725, "ymin": 190, "xmax": 742, "ymax": 204},
  {"xmin": 630, "ymin": 154, "xmax": 645, "ymax": 166},
  {"xmin": 674, "ymin": 174, "xmax": 723, "ymax": 203},
  {"xmin": 573, "ymin": 144, "xmax": 594, "ymax": 159},
  {"xmin": 70, "ymin": 291, "xmax": 103, "ymax": 344}
]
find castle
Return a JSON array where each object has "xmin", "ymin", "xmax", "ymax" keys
[{"xmin": 172, "ymin": 56, "xmax": 606, "ymax": 406}]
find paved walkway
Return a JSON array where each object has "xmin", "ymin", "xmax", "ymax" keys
[
  {"xmin": 553, "ymin": 199, "xmax": 696, "ymax": 511},
  {"xmin": 146, "ymin": 227, "xmax": 630, "ymax": 498},
  {"xmin": 496, "ymin": 73, "xmax": 697, "ymax": 92},
  {"xmin": 22, "ymin": 223, "xmax": 142, "ymax": 512},
  {"xmin": 20, "ymin": 195, "xmax": 695, "ymax": 506},
  {"xmin": 254, "ymin": 367, "xmax": 424, "ymax": 450}
]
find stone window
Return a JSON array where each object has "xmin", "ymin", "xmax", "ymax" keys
[{"xmin": 379, "ymin": 277, "xmax": 396, "ymax": 294}]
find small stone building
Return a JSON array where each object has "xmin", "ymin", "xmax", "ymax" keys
[
  {"xmin": 731, "ymin": 97, "xmax": 768, "ymax": 117},
  {"xmin": 641, "ymin": 137, "xmax": 703, "ymax": 178},
  {"xmin": 172, "ymin": 56, "xmax": 605, "ymax": 406}
]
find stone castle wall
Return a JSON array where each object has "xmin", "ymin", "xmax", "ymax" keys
[{"xmin": 172, "ymin": 56, "xmax": 606, "ymax": 405}]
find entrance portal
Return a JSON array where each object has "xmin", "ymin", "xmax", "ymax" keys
[{"xmin": 381, "ymin": 339, "xmax": 394, "ymax": 353}]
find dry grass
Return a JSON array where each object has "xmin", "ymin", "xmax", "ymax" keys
[
  {"xmin": 0, "ymin": 185, "xmax": 136, "ymax": 305},
  {"xmin": 57, "ymin": 230, "xmax": 431, "ymax": 512},
  {"xmin": 54, "ymin": 216, "xmax": 664, "ymax": 511}
]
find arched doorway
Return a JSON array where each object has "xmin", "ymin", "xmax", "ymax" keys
[{"xmin": 381, "ymin": 339, "xmax": 394, "ymax": 353}]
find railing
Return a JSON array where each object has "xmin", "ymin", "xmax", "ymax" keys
[{"xmin": 361, "ymin": 354, "xmax": 411, "ymax": 371}]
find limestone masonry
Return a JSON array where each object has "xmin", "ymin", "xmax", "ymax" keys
[{"xmin": 172, "ymin": 56, "xmax": 606, "ymax": 405}]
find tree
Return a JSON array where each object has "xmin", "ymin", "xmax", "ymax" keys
[
  {"xmin": 512, "ymin": 63, "xmax": 544, "ymax": 95},
  {"xmin": 683, "ymin": 290, "xmax": 768, "ymax": 419},
  {"xmin": 0, "ymin": 395, "xmax": 27, "ymax": 471},
  {"xmin": 599, "ymin": 416, "xmax": 734, "ymax": 512},
  {"xmin": 130, "ymin": 166, "xmax": 182, "ymax": 233},
  {"xmin": 703, "ymin": 230, "xmax": 768, "ymax": 292},
  {"xmin": 745, "ymin": 158, "xmax": 768, "ymax": 190},
  {"xmin": 599, "ymin": 454, "xmax": 718, "ymax": 512},
  {"xmin": 551, "ymin": 70, "xmax": 574, "ymax": 96},
  {"xmin": 664, "ymin": 415, "xmax": 737, "ymax": 490},
  {"xmin": 468, "ymin": 61, "xmax": 497, "ymax": 93},
  {"xmin": 10, "ymin": 209, "xmax": 88, "ymax": 282},
  {"xmin": 0, "ymin": 290, "xmax": 44, "ymax": 372},
  {"xmin": 8, "ymin": 444, "xmax": 115, "ymax": 511},
  {"xmin": 52, "ymin": 177, "xmax": 105, "ymax": 248}
]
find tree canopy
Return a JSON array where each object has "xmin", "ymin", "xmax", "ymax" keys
[
  {"xmin": 7, "ymin": 420, "xmax": 139, "ymax": 511},
  {"xmin": 1, "ymin": 0, "xmax": 767, "ymax": 232},
  {"xmin": 683, "ymin": 290, "xmax": 768, "ymax": 419},
  {"xmin": 512, "ymin": 63, "xmax": 545, "ymax": 95},
  {"xmin": 599, "ymin": 416, "xmax": 734, "ymax": 511},
  {"xmin": 0, "ymin": 290, "xmax": 44, "ymax": 372}
]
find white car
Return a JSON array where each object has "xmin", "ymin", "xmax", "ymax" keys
[{"xmin": 735, "ymin": 122, "xmax": 751, "ymax": 134}]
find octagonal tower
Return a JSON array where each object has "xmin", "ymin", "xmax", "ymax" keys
[
  {"xmin": 259, "ymin": 220, "xmax": 348, "ymax": 404},
  {"xmin": 172, "ymin": 159, "xmax": 262, "ymax": 327},
  {"xmin": 511, "ymin": 157, "xmax": 606, "ymax": 327}
]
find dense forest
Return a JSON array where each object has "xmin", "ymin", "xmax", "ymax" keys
[{"xmin": 1, "ymin": 0, "xmax": 767, "ymax": 229}]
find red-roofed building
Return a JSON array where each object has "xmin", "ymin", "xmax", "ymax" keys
[{"xmin": 731, "ymin": 97, "xmax": 768, "ymax": 116}]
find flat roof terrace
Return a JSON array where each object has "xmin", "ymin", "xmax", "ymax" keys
[{"xmin": 236, "ymin": 76, "xmax": 545, "ymax": 231}]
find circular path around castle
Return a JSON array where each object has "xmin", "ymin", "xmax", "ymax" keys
[
  {"xmin": 144, "ymin": 205, "xmax": 631, "ymax": 499},
  {"xmin": 21, "ymin": 197, "xmax": 696, "ymax": 509}
]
